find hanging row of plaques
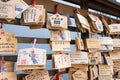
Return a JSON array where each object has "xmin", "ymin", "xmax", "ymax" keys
[
  {"xmin": 75, "ymin": 9, "xmax": 120, "ymax": 35},
  {"xmin": 0, "ymin": 0, "xmax": 119, "ymax": 35},
  {"xmin": 85, "ymin": 37, "xmax": 114, "ymax": 52},
  {"xmin": 0, "ymin": 1, "xmax": 120, "ymax": 80}
]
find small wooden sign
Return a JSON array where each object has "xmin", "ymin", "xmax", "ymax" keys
[
  {"xmin": 110, "ymin": 51, "xmax": 120, "ymax": 59},
  {"xmin": 13, "ymin": 0, "xmax": 29, "ymax": 17},
  {"xmin": 75, "ymin": 38, "xmax": 84, "ymax": 50},
  {"xmin": 72, "ymin": 69, "xmax": 87, "ymax": 80},
  {"xmin": 70, "ymin": 51, "xmax": 88, "ymax": 64},
  {"xmin": 95, "ymin": 19, "xmax": 103, "ymax": 32},
  {"xmin": 0, "ymin": 72, "xmax": 17, "ymax": 80},
  {"xmin": 50, "ymin": 41, "xmax": 70, "ymax": 51},
  {"xmin": 0, "ymin": 34, "xmax": 17, "ymax": 54},
  {"xmin": 86, "ymin": 38, "xmax": 100, "ymax": 52},
  {"xmin": 23, "ymin": 5, "xmax": 43, "ymax": 24},
  {"xmin": 47, "ymin": 13, "xmax": 68, "ymax": 30},
  {"xmin": 52, "ymin": 53, "xmax": 71, "ymax": 69},
  {"xmin": 69, "ymin": 66, "xmax": 88, "ymax": 80},
  {"xmin": 76, "ymin": 13, "xmax": 90, "ymax": 30},
  {"xmin": 50, "ymin": 13, "xmax": 67, "ymax": 29},
  {"xmin": 109, "ymin": 24, "xmax": 120, "ymax": 34},
  {"xmin": 21, "ymin": 5, "xmax": 45, "ymax": 26},
  {"xmin": 0, "ymin": 1, "xmax": 15, "ymax": 19},
  {"xmin": 113, "ymin": 39, "xmax": 120, "ymax": 49},
  {"xmin": 0, "ymin": 61, "xmax": 14, "ymax": 72},
  {"xmin": 88, "ymin": 53, "xmax": 101, "ymax": 65},
  {"xmin": 88, "ymin": 13, "xmax": 103, "ymax": 33},
  {"xmin": 99, "ymin": 37, "xmax": 113, "ymax": 45},
  {"xmin": 99, "ymin": 65, "xmax": 113, "ymax": 75},
  {"xmin": 98, "ymin": 75, "xmax": 113, "ymax": 80},
  {"xmin": 50, "ymin": 30, "xmax": 71, "ymax": 41},
  {"xmin": 25, "ymin": 70, "xmax": 50, "ymax": 80},
  {"xmin": 16, "ymin": 48, "xmax": 46, "ymax": 70},
  {"xmin": 113, "ymin": 59, "xmax": 120, "ymax": 73},
  {"xmin": 104, "ymin": 54, "xmax": 113, "ymax": 66}
]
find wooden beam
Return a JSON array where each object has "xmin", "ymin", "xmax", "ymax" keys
[
  {"xmin": 0, "ymin": 54, "xmax": 52, "ymax": 61},
  {"xmin": 16, "ymin": 37, "xmax": 75, "ymax": 44},
  {"xmin": 64, "ymin": 0, "xmax": 120, "ymax": 17},
  {"xmin": 95, "ymin": 0, "xmax": 120, "ymax": 10},
  {"xmin": 88, "ymin": 0, "xmax": 120, "ymax": 17},
  {"xmin": 80, "ymin": 0, "xmax": 90, "ymax": 49},
  {"xmin": 81, "ymin": 0, "xmax": 88, "ymax": 10},
  {"xmin": 23, "ymin": 0, "xmax": 77, "ymax": 17}
]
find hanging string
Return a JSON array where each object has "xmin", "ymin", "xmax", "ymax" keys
[
  {"xmin": 0, "ymin": 57, "xmax": 2, "ymax": 72},
  {"xmin": 0, "ymin": 23, "xmax": 6, "ymax": 35},
  {"xmin": 1, "ymin": 56, "xmax": 5, "ymax": 72},
  {"xmin": 55, "ymin": 4, "xmax": 59, "ymax": 14},
  {"xmin": 109, "ymin": 18, "xmax": 114, "ymax": 24},
  {"xmin": 33, "ymin": 38, "xmax": 37, "ymax": 48},
  {"xmin": 74, "ymin": 9, "xmax": 80, "ymax": 14},
  {"xmin": 117, "ymin": 21, "xmax": 120, "ymax": 24},
  {"xmin": 0, "ymin": 23, "xmax": 3, "ymax": 29},
  {"xmin": 32, "ymin": 0, "xmax": 38, "ymax": 7},
  {"xmin": 56, "ymin": 72, "xmax": 60, "ymax": 80}
]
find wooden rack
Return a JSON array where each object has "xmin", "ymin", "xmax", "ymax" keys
[{"xmin": 0, "ymin": 0, "xmax": 119, "ymax": 80}]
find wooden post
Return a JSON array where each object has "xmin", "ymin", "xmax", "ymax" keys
[{"xmin": 80, "ymin": 0, "xmax": 90, "ymax": 49}]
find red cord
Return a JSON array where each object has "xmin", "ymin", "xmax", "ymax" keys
[{"xmin": 32, "ymin": 0, "xmax": 38, "ymax": 7}]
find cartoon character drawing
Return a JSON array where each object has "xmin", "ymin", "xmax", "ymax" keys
[{"xmin": 29, "ymin": 50, "xmax": 38, "ymax": 64}]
